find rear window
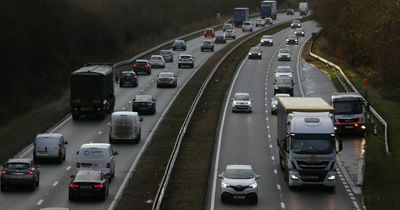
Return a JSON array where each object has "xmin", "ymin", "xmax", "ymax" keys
[
  {"xmin": 159, "ymin": 73, "xmax": 174, "ymax": 78},
  {"xmin": 112, "ymin": 115, "xmax": 134, "ymax": 125},
  {"xmin": 35, "ymin": 137, "xmax": 59, "ymax": 146},
  {"xmin": 5, "ymin": 162, "xmax": 30, "ymax": 170},
  {"xmin": 75, "ymin": 171, "xmax": 101, "ymax": 182},
  {"xmin": 180, "ymin": 56, "xmax": 191, "ymax": 59},
  {"xmin": 79, "ymin": 148, "xmax": 107, "ymax": 159}
]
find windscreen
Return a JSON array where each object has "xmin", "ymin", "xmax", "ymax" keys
[
  {"xmin": 334, "ymin": 100, "xmax": 364, "ymax": 115},
  {"xmin": 291, "ymin": 138, "xmax": 334, "ymax": 154},
  {"xmin": 5, "ymin": 163, "xmax": 30, "ymax": 170},
  {"xmin": 36, "ymin": 137, "xmax": 58, "ymax": 146},
  {"xmin": 224, "ymin": 168, "xmax": 254, "ymax": 179},
  {"xmin": 234, "ymin": 94, "xmax": 250, "ymax": 100}
]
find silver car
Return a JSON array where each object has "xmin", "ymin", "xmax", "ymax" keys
[
  {"xmin": 270, "ymin": 93, "xmax": 291, "ymax": 114},
  {"xmin": 278, "ymin": 48, "xmax": 291, "ymax": 61},
  {"xmin": 231, "ymin": 93, "xmax": 253, "ymax": 113},
  {"xmin": 149, "ymin": 55, "xmax": 165, "ymax": 68},
  {"xmin": 159, "ymin": 50, "xmax": 174, "ymax": 62},
  {"xmin": 219, "ymin": 165, "xmax": 260, "ymax": 203},
  {"xmin": 274, "ymin": 66, "xmax": 293, "ymax": 78}
]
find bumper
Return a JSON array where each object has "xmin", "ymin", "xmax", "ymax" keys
[
  {"xmin": 120, "ymin": 81, "xmax": 137, "ymax": 86},
  {"xmin": 261, "ymin": 42, "xmax": 273, "ymax": 46},
  {"xmin": 69, "ymin": 188, "xmax": 106, "ymax": 199},
  {"xmin": 133, "ymin": 68, "xmax": 151, "ymax": 74},
  {"xmin": 201, "ymin": 47, "xmax": 214, "ymax": 51},
  {"xmin": 232, "ymin": 106, "xmax": 252, "ymax": 112},
  {"xmin": 278, "ymin": 56, "xmax": 291, "ymax": 61},
  {"xmin": 221, "ymin": 188, "xmax": 257, "ymax": 200},
  {"xmin": 1, "ymin": 176, "xmax": 35, "ymax": 186},
  {"xmin": 335, "ymin": 124, "xmax": 366, "ymax": 134}
]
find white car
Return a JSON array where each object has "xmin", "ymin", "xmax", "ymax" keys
[
  {"xmin": 178, "ymin": 54, "xmax": 195, "ymax": 68},
  {"xmin": 264, "ymin": 17, "xmax": 273, "ymax": 25},
  {"xmin": 242, "ymin": 21, "xmax": 254, "ymax": 32},
  {"xmin": 219, "ymin": 165, "xmax": 260, "ymax": 203},
  {"xmin": 255, "ymin": 18, "xmax": 266, "ymax": 27},
  {"xmin": 274, "ymin": 66, "xmax": 293, "ymax": 78},
  {"xmin": 231, "ymin": 93, "xmax": 253, "ymax": 113},
  {"xmin": 278, "ymin": 48, "xmax": 291, "ymax": 61},
  {"xmin": 224, "ymin": 29, "xmax": 236, "ymax": 39},
  {"xmin": 149, "ymin": 55, "xmax": 166, "ymax": 68},
  {"xmin": 270, "ymin": 93, "xmax": 291, "ymax": 114},
  {"xmin": 260, "ymin": 35, "xmax": 273, "ymax": 46}
]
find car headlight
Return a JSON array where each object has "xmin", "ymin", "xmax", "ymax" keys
[
  {"xmin": 327, "ymin": 175, "xmax": 336, "ymax": 180},
  {"xmin": 361, "ymin": 125, "xmax": 366, "ymax": 129},
  {"xmin": 258, "ymin": 53, "xmax": 261, "ymax": 55},
  {"xmin": 221, "ymin": 182, "xmax": 229, "ymax": 188},
  {"xmin": 286, "ymin": 39, "xmax": 289, "ymax": 42},
  {"xmin": 248, "ymin": 53, "xmax": 252, "ymax": 55},
  {"xmin": 249, "ymin": 182, "xmax": 257, "ymax": 188},
  {"xmin": 233, "ymin": 101, "xmax": 237, "ymax": 105},
  {"xmin": 290, "ymin": 174, "xmax": 299, "ymax": 180}
]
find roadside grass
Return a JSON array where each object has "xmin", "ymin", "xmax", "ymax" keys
[{"xmin": 304, "ymin": 33, "xmax": 400, "ymax": 210}]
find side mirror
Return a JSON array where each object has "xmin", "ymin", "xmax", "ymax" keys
[
  {"xmin": 251, "ymin": 98, "xmax": 255, "ymax": 101},
  {"xmin": 153, "ymin": 99, "xmax": 157, "ymax": 101},
  {"xmin": 103, "ymin": 174, "xmax": 111, "ymax": 180},
  {"xmin": 113, "ymin": 151, "xmax": 119, "ymax": 156},
  {"xmin": 218, "ymin": 173, "xmax": 224, "ymax": 178},
  {"xmin": 64, "ymin": 141, "xmax": 68, "ymax": 145},
  {"xmin": 255, "ymin": 174, "xmax": 261, "ymax": 179},
  {"xmin": 139, "ymin": 117, "xmax": 144, "ymax": 122},
  {"xmin": 76, "ymin": 151, "xmax": 79, "ymax": 155},
  {"xmin": 70, "ymin": 175, "xmax": 75, "ymax": 178}
]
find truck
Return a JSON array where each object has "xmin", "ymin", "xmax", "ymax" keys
[
  {"xmin": 233, "ymin": 7, "xmax": 250, "ymax": 27},
  {"xmin": 70, "ymin": 64, "xmax": 115, "ymax": 120},
  {"xmin": 331, "ymin": 92, "xmax": 367, "ymax": 136},
  {"xmin": 260, "ymin": 0, "xmax": 277, "ymax": 19},
  {"xmin": 299, "ymin": 2, "xmax": 309, "ymax": 16},
  {"xmin": 277, "ymin": 97, "xmax": 341, "ymax": 189}
]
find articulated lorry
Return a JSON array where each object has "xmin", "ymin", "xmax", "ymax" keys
[
  {"xmin": 260, "ymin": 0, "xmax": 277, "ymax": 19},
  {"xmin": 299, "ymin": 2, "xmax": 309, "ymax": 16},
  {"xmin": 233, "ymin": 7, "xmax": 250, "ymax": 27},
  {"xmin": 331, "ymin": 92, "xmax": 367, "ymax": 135},
  {"xmin": 70, "ymin": 64, "xmax": 115, "ymax": 120},
  {"xmin": 277, "ymin": 97, "xmax": 341, "ymax": 189}
]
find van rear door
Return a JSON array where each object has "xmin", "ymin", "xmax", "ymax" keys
[
  {"xmin": 112, "ymin": 114, "xmax": 135, "ymax": 139},
  {"xmin": 35, "ymin": 137, "xmax": 59, "ymax": 157},
  {"xmin": 78, "ymin": 148, "xmax": 108, "ymax": 170}
]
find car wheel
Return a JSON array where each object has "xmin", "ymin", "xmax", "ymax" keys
[
  {"xmin": 30, "ymin": 181, "xmax": 36, "ymax": 191},
  {"xmin": 109, "ymin": 137, "xmax": 115, "ymax": 144},
  {"xmin": 252, "ymin": 196, "xmax": 258, "ymax": 204},
  {"xmin": 58, "ymin": 154, "xmax": 63, "ymax": 164},
  {"xmin": 221, "ymin": 194, "xmax": 227, "ymax": 203},
  {"xmin": 135, "ymin": 81, "xmax": 138, "ymax": 87},
  {"xmin": 63, "ymin": 153, "xmax": 66, "ymax": 161},
  {"xmin": 36, "ymin": 177, "xmax": 39, "ymax": 186},
  {"xmin": 178, "ymin": 64, "xmax": 181, "ymax": 68},
  {"xmin": 101, "ymin": 192, "xmax": 107, "ymax": 201},
  {"xmin": 191, "ymin": 64, "xmax": 194, "ymax": 68},
  {"xmin": 157, "ymin": 84, "xmax": 160, "ymax": 88},
  {"xmin": 119, "ymin": 83, "xmax": 123, "ymax": 87},
  {"xmin": 69, "ymin": 194, "xmax": 75, "ymax": 201}
]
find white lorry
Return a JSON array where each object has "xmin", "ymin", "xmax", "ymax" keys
[{"xmin": 299, "ymin": 2, "xmax": 309, "ymax": 16}]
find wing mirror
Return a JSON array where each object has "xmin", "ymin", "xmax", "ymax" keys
[
  {"xmin": 113, "ymin": 151, "xmax": 119, "ymax": 156},
  {"xmin": 218, "ymin": 173, "xmax": 224, "ymax": 178},
  {"xmin": 255, "ymin": 174, "xmax": 261, "ymax": 179},
  {"xmin": 139, "ymin": 117, "xmax": 144, "ymax": 122},
  {"xmin": 64, "ymin": 141, "xmax": 68, "ymax": 145},
  {"xmin": 70, "ymin": 175, "xmax": 75, "ymax": 178}
]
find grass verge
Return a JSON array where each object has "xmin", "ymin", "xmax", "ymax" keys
[{"xmin": 304, "ymin": 32, "xmax": 400, "ymax": 210}]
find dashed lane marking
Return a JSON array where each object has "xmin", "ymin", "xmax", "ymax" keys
[
  {"xmin": 66, "ymin": 166, "xmax": 71, "ymax": 171},
  {"xmin": 53, "ymin": 181, "xmax": 59, "ymax": 187},
  {"xmin": 36, "ymin": 200, "xmax": 43, "ymax": 205}
]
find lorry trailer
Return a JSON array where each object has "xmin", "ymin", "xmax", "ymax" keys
[{"xmin": 260, "ymin": 1, "xmax": 277, "ymax": 19}]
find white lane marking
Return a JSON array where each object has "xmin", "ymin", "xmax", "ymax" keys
[
  {"xmin": 277, "ymin": 184, "xmax": 281, "ymax": 190},
  {"xmin": 140, "ymin": 89, "xmax": 144, "ymax": 92},
  {"xmin": 281, "ymin": 202, "xmax": 286, "ymax": 209},
  {"xmin": 353, "ymin": 201, "xmax": 361, "ymax": 210},
  {"xmin": 53, "ymin": 181, "xmax": 59, "ymax": 187},
  {"xmin": 268, "ymin": 134, "xmax": 271, "ymax": 139},
  {"xmin": 271, "ymin": 156, "xmax": 275, "ymax": 160},
  {"xmin": 66, "ymin": 166, "xmax": 71, "ymax": 171},
  {"xmin": 344, "ymin": 184, "xmax": 349, "ymax": 189},
  {"xmin": 270, "ymin": 144, "xmax": 273, "ymax": 148},
  {"xmin": 128, "ymin": 100, "xmax": 132, "ymax": 104},
  {"xmin": 346, "ymin": 189, "xmax": 352, "ymax": 193},
  {"xmin": 349, "ymin": 193, "xmax": 354, "ymax": 197},
  {"xmin": 350, "ymin": 196, "xmax": 356, "ymax": 200},
  {"xmin": 210, "ymin": 56, "xmax": 248, "ymax": 210},
  {"xmin": 36, "ymin": 200, "xmax": 43, "ymax": 205},
  {"xmin": 98, "ymin": 131, "xmax": 103, "ymax": 135},
  {"xmin": 274, "ymin": 169, "xmax": 277, "ymax": 174}
]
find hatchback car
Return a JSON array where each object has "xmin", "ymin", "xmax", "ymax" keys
[
  {"xmin": 274, "ymin": 77, "xmax": 295, "ymax": 96},
  {"xmin": 291, "ymin": 19, "xmax": 301, "ymax": 29},
  {"xmin": 204, "ymin": 28, "xmax": 215, "ymax": 38},
  {"xmin": 201, "ymin": 40, "xmax": 214, "ymax": 52},
  {"xmin": 214, "ymin": 34, "xmax": 227, "ymax": 44},
  {"xmin": 132, "ymin": 95, "xmax": 157, "ymax": 114},
  {"xmin": 260, "ymin": 35, "xmax": 273, "ymax": 46},
  {"xmin": 255, "ymin": 18, "xmax": 266, "ymax": 27},
  {"xmin": 76, "ymin": 143, "xmax": 118, "ymax": 179},
  {"xmin": 286, "ymin": 34, "xmax": 298, "ymax": 45},
  {"xmin": 178, "ymin": 54, "xmax": 195, "ymax": 68},
  {"xmin": 159, "ymin": 49, "xmax": 174, "ymax": 62},
  {"xmin": 172, "ymin": 39, "xmax": 187, "ymax": 51},
  {"xmin": 222, "ymin": 23, "xmax": 233, "ymax": 32},
  {"xmin": 278, "ymin": 48, "xmax": 291, "ymax": 61},
  {"xmin": 264, "ymin": 17, "xmax": 273, "ymax": 25},
  {"xmin": 109, "ymin": 111, "xmax": 143, "ymax": 144},
  {"xmin": 132, "ymin": 59, "xmax": 151, "ymax": 75},
  {"xmin": 231, "ymin": 93, "xmax": 253, "ymax": 113},
  {"xmin": 156, "ymin": 72, "xmax": 177, "ymax": 88},
  {"xmin": 224, "ymin": 29, "xmax": 236, "ymax": 39},
  {"xmin": 119, "ymin": 71, "xmax": 138, "ymax": 87},
  {"xmin": 294, "ymin": 28, "xmax": 305, "ymax": 37},
  {"xmin": 248, "ymin": 47, "xmax": 263, "ymax": 60},
  {"xmin": 287, "ymin": 9, "xmax": 295, "ymax": 15},
  {"xmin": 33, "ymin": 133, "xmax": 68, "ymax": 163},
  {"xmin": 274, "ymin": 66, "xmax": 293, "ymax": 78},
  {"xmin": 1, "ymin": 158, "xmax": 40, "ymax": 191},
  {"xmin": 68, "ymin": 170, "xmax": 109, "ymax": 201},
  {"xmin": 270, "ymin": 93, "xmax": 291, "ymax": 114},
  {"xmin": 219, "ymin": 165, "xmax": 260, "ymax": 203},
  {"xmin": 149, "ymin": 55, "xmax": 166, "ymax": 68}
]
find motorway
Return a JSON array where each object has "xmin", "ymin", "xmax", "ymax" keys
[
  {"xmin": 209, "ymin": 21, "xmax": 364, "ymax": 210},
  {"xmin": 0, "ymin": 13, "xmax": 297, "ymax": 210}
]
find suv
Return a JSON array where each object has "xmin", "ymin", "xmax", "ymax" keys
[
  {"xmin": 278, "ymin": 48, "xmax": 291, "ymax": 61},
  {"xmin": 222, "ymin": 23, "xmax": 233, "ymax": 32},
  {"xmin": 132, "ymin": 59, "xmax": 151, "ymax": 75},
  {"xmin": 132, "ymin": 95, "xmax": 157, "ymax": 114},
  {"xmin": 178, "ymin": 54, "xmax": 195, "ymax": 68},
  {"xmin": 274, "ymin": 77, "xmax": 295, "ymax": 96},
  {"xmin": 242, "ymin": 21, "xmax": 254, "ymax": 32},
  {"xmin": 274, "ymin": 66, "xmax": 293, "ymax": 78},
  {"xmin": 231, "ymin": 92, "xmax": 253, "ymax": 113},
  {"xmin": 224, "ymin": 29, "xmax": 236, "ymax": 39},
  {"xmin": 1, "ymin": 158, "xmax": 40, "ymax": 191},
  {"xmin": 255, "ymin": 18, "xmax": 266, "ymax": 27},
  {"xmin": 286, "ymin": 34, "xmax": 298, "ymax": 45},
  {"xmin": 172, "ymin": 40, "xmax": 187, "ymax": 51},
  {"xmin": 204, "ymin": 28, "xmax": 215, "ymax": 38},
  {"xmin": 119, "ymin": 71, "xmax": 138, "ymax": 87},
  {"xmin": 33, "ymin": 133, "xmax": 68, "ymax": 163},
  {"xmin": 291, "ymin": 19, "xmax": 301, "ymax": 29}
]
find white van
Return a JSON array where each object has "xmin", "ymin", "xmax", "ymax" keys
[
  {"xmin": 33, "ymin": 133, "xmax": 68, "ymax": 163},
  {"xmin": 242, "ymin": 21, "xmax": 254, "ymax": 32},
  {"xmin": 109, "ymin": 111, "xmax": 143, "ymax": 144},
  {"xmin": 76, "ymin": 143, "xmax": 118, "ymax": 179}
]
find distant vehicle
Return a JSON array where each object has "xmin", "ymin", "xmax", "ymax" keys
[
  {"xmin": 76, "ymin": 143, "xmax": 118, "ymax": 179},
  {"xmin": 68, "ymin": 170, "xmax": 109, "ymax": 201},
  {"xmin": 286, "ymin": 34, "xmax": 298, "ymax": 45},
  {"xmin": 201, "ymin": 40, "xmax": 214, "ymax": 52},
  {"xmin": 33, "ymin": 133, "xmax": 68, "ymax": 163},
  {"xmin": 149, "ymin": 55, "xmax": 166, "ymax": 68},
  {"xmin": 132, "ymin": 95, "xmax": 157, "ymax": 115},
  {"xmin": 331, "ymin": 93, "xmax": 367, "ymax": 135},
  {"xmin": 287, "ymin": 9, "xmax": 295, "ymax": 15},
  {"xmin": 231, "ymin": 93, "xmax": 253, "ymax": 113},
  {"xmin": 260, "ymin": 0, "xmax": 277, "ymax": 19},
  {"xmin": 242, "ymin": 21, "xmax": 254, "ymax": 32},
  {"xmin": 119, "ymin": 71, "xmax": 138, "ymax": 87},
  {"xmin": 172, "ymin": 40, "xmax": 187, "ymax": 51},
  {"xmin": 248, "ymin": 46, "xmax": 263, "ymax": 59},
  {"xmin": 156, "ymin": 72, "xmax": 178, "ymax": 88},
  {"xmin": 233, "ymin": 7, "xmax": 250, "ymax": 27},
  {"xmin": 70, "ymin": 64, "xmax": 115, "ymax": 120},
  {"xmin": 264, "ymin": 17, "xmax": 273, "ymax": 25},
  {"xmin": 274, "ymin": 77, "xmax": 294, "ymax": 96},
  {"xmin": 294, "ymin": 28, "xmax": 305, "ymax": 37},
  {"xmin": 178, "ymin": 54, "xmax": 195, "ymax": 68},
  {"xmin": 260, "ymin": 35, "xmax": 273, "ymax": 46},
  {"xmin": 204, "ymin": 28, "xmax": 215, "ymax": 38},
  {"xmin": 39, "ymin": 208, "xmax": 69, "ymax": 210},
  {"xmin": 291, "ymin": 19, "xmax": 301, "ymax": 29},
  {"xmin": 278, "ymin": 48, "xmax": 291, "ymax": 61},
  {"xmin": 132, "ymin": 59, "xmax": 152, "ymax": 75},
  {"xmin": 274, "ymin": 66, "xmax": 293, "ymax": 78},
  {"xmin": 255, "ymin": 18, "xmax": 266, "ymax": 27},
  {"xmin": 1, "ymin": 158, "xmax": 40, "ymax": 191},
  {"xmin": 219, "ymin": 165, "xmax": 260, "ymax": 203},
  {"xmin": 224, "ymin": 29, "xmax": 236, "ymax": 39},
  {"xmin": 222, "ymin": 23, "xmax": 233, "ymax": 32},
  {"xmin": 270, "ymin": 93, "xmax": 291, "ymax": 114},
  {"xmin": 159, "ymin": 49, "xmax": 174, "ymax": 62},
  {"xmin": 214, "ymin": 34, "xmax": 227, "ymax": 44},
  {"xmin": 109, "ymin": 111, "xmax": 143, "ymax": 144},
  {"xmin": 299, "ymin": 2, "xmax": 309, "ymax": 16}
]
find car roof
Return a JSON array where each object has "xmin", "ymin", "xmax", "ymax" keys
[
  {"xmin": 226, "ymin": 164, "xmax": 252, "ymax": 170},
  {"xmin": 174, "ymin": 39, "xmax": 184, "ymax": 42},
  {"xmin": 151, "ymin": 55, "xmax": 162, "ymax": 58},
  {"xmin": 251, "ymin": 47, "xmax": 260, "ymax": 50},
  {"xmin": 80, "ymin": 143, "xmax": 111, "ymax": 149},
  {"xmin": 135, "ymin": 59, "xmax": 149, "ymax": 62},
  {"xmin": 234, "ymin": 92, "xmax": 250, "ymax": 96},
  {"xmin": 135, "ymin": 95, "xmax": 153, "ymax": 101},
  {"xmin": 274, "ymin": 93, "xmax": 291, "ymax": 97},
  {"xmin": 262, "ymin": 35, "xmax": 272, "ymax": 38},
  {"xmin": 280, "ymin": 48, "xmax": 290, "ymax": 51},
  {"xmin": 36, "ymin": 133, "xmax": 63, "ymax": 139},
  {"xmin": 160, "ymin": 49, "xmax": 172, "ymax": 53},
  {"xmin": 112, "ymin": 111, "xmax": 139, "ymax": 116},
  {"xmin": 179, "ymin": 54, "xmax": 192, "ymax": 57},
  {"xmin": 74, "ymin": 170, "xmax": 103, "ymax": 182},
  {"xmin": 6, "ymin": 158, "xmax": 32, "ymax": 164},
  {"xmin": 159, "ymin": 72, "xmax": 174, "ymax": 76},
  {"xmin": 277, "ymin": 65, "xmax": 291, "ymax": 69}
]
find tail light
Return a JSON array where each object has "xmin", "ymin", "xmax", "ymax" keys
[
  {"xmin": 93, "ymin": 183, "xmax": 104, "ymax": 189},
  {"xmin": 132, "ymin": 64, "xmax": 138, "ymax": 68},
  {"xmin": 145, "ymin": 64, "xmax": 150, "ymax": 68},
  {"xmin": 69, "ymin": 183, "xmax": 80, "ymax": 189},
  {"xmin": 76, "ymin": 162, "xmax": 80, "ymax": 168},
  {"xmin": 106, "ymin": 163, "xmax": 111, "ymax": 168},
  {"xmin": 26, "ymin": 169, "xmax": 34, "ymax": 175},
  {"xmin": 1, "ymin": 169, "xmax": 8, "ymax": 175}
]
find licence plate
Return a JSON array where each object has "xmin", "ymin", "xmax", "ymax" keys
[
  {"xmin": 345, "ymin": 126, "xmax": 353, "ymax": 129},
  {"xmin": 80, "ymin": 185, "xmax": 92, "ymax": 189},
  {"xmin": 38, "ymin": 151, "xmax": 48, "ymax": 155},
  {"xmin": 12, "ymin": 173, "xmax": 23, "ymax": 177},
  {"xmin": 233, "ymin": 196, "xmax": 245, "ymax": 199}
]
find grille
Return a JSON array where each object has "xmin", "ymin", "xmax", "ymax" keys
[
  {"xmin": 297, "ymin": 161, "xmax": 330, "ymax": 170},
  {"xmin": 230, "ymin": 185, "xmax": 249, "ymax": 192}
]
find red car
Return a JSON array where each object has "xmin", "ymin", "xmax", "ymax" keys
[
  {"xmin": 132, "ymin": 59, "xmax": 151, "ymax": 75},
  {"xmin": 204, "ymin": 28, "xmax": 215, "ymax": 38}
]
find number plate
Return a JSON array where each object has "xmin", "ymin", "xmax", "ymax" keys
[
  {"xmin": 233, "ymin": 196, "xmax": 245, "ymax": 199},
  {"xmin": 80, "ymin": 185, "xmax": 92, "ymax": 189},
  {"xmin": 345, "ymin": 126, "xmax": 353, "ymax": 129}
]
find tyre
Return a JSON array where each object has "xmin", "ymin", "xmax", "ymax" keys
[
  {"xmin": 135, "ymin": 81, "xmax": 138, "ymax": 87},
  {"xmin": 30, "ymin": 181, "xmax": 36, "ymax": 191},
  {"xmin": 221, "ymin": 195, "xmax": 227, "ymax": 203},
  {"xmin": 69, "ymin": 194, "xmax": 75, "ymax": 201},
  {"xmin": 191, "ymin": 64, "xmax": 194, "ymax": 68},
  {"xmin": 252, "ymin": 196, "xmax": 258, "ymax": 204},
  {"xmin": 178, "ymin": 64, "xmax": 181, "ymax": 68},
  {"xmin": 36, "ymin": 177, "xmax": 39, "ymax": 186},
  {"xmin": 119, "ymin": 83, "xmax": 123, "ymax": 87},
  {"xmin": 109, "ymin": 137, "xmax": 115, "ymax": 144},
  {"xmin": 101, "ymin": 192, "xmax": 107, "ymax": 201},
  {"xmin": 58, "ymin": 155, "xmax": 63, "ymax": 164},
  {"xmin": 63, "ymin": 153, "xmax": 66, "ymax": 161}
]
